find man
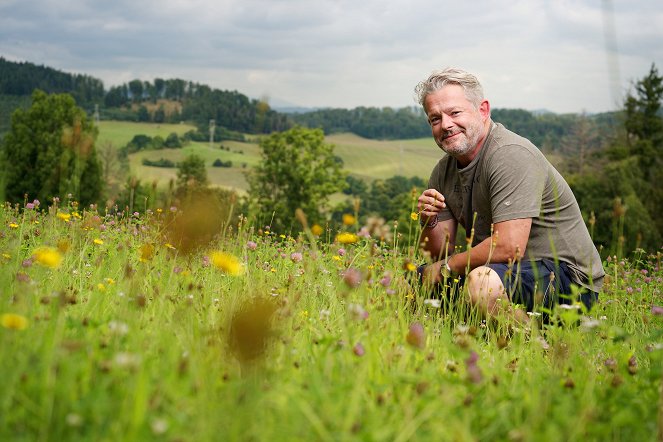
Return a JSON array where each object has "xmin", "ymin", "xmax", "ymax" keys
[{"xmin": 415, "ymin": 68, "xmax": 604, "ymax": 321}]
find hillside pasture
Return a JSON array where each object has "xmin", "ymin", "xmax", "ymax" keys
[{"xmin": 96, "ymin": 121, "xmax": 441, "ymax": 194}]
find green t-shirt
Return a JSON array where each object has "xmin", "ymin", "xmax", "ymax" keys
[{"xmin": 428, "ymin": 122, "xmax": 604, "ymax": 291}]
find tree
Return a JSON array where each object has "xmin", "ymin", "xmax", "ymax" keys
[
  {"xmin": 176, "ymin": 154, "xmax": 208, "ymax": 196},
  {"xmin": 1, "ymin": 90, "xmax": 102, "ymax": 205},
  {"xmin": 247, "ymin": 126, "xmax": 346, "ymax": 231}
]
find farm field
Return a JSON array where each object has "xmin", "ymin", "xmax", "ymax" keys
[{"xmin": 0, "ymin": 201, "xmax": 661, "ymax": 441}]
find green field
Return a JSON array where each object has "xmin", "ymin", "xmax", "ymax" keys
[{"xmin": 96, "ymin": 121, "xmax": 441, "ymax": 194}]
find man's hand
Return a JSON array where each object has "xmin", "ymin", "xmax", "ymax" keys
[{"xmin": 417, "ymin": 189, "xmax": 446, "ymax": 227}]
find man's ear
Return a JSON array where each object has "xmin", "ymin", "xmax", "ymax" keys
[{"xmin": 479, "ymin": 100, "xmax": 490, "ymax": 120}]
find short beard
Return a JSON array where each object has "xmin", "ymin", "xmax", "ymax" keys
[{"xmin": 438, "ymin": 120, "xmax": 483, "ymax": 157}]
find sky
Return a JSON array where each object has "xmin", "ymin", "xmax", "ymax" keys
[{"xmin": 0, "ymin": 0, "xmax": 661, "ymax": 114}]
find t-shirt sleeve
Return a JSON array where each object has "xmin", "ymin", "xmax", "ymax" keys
[{"xmin": 485, "ymin": 144, "xmax": 545, "ymax": 223}]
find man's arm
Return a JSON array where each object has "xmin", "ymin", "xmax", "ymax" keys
[
  {"xmin": 420, "ymin": 218, "xmax": 457, "ymax": 260},
  {"xmin": 424, "ymin": 217, "xmax": 532, "ymax": 283}
]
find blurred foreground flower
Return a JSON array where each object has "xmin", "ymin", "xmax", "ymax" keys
[
  {"xmin": 406, "ymin": 322, "xmax": 426, "ymax": 349},
  {"xmin": 336, "ymin": 232, "xmax": 359, "ymax": 244},
  {"xmin": 33, "ymin": 246, "xmax": 63, "ymax": 269},
  {"xmin": 1, "ymin": 313, "xmax": 29, "ymax": 330},
  {"xmin": 465, "ymin": 351, "xmax": 483, "ymax": 384},
  {"xmin": 343, "ymin": 268, "xmax": 362, "ymax": 288},
  {"xmin": 311, "ymin": 224, "xmax": 324, "ymax": 236},
  {"xmin": 342, "ymin": 213, "xmax": 356, "ymax": 226},
  {"xmin": 228, "ymin": 298, "xmax": 278, "ymax": 367},
  {"xmin": 210, "ymin": 251, "xmax": 244, "ymax": 276},
  {"xmin": 139, "ymin": 244, "xmax": 155, "ymax": 262}
]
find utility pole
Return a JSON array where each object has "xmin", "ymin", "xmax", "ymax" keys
[{"xmin": 209, "ymin": 119, "xmax": 216, "ymax": 148}]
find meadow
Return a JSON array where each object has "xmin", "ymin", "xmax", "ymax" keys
[
  {"xmin": 1, "ymin": 197, "xmax": 662, "ymax": 441},
  {"xmin": 96, "ymin": 121, "xmax": 440, "ymax": 194}
]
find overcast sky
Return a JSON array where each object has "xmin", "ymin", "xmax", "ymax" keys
[{"xmin": 1, "ymin": 0, "xmax": 661, "ymax": 113}]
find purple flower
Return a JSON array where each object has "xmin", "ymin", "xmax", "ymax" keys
[
  {"xmin": 290, "ymin": 252, "xmax": 303, "ymax": 263},
  {"xmin": 25, "ymin": 203, "xmax": 35, "ymax": 210},
  {"xmin": 338, "ymin": 248, "xmax": 346, "ymax": 256},
  {"xmin": 246, "ymin": 241, "xmax": 257, "ymax": 250},
  {"xmin": 379, "ymin": 273, "xmax": 392, "ymax": 287},
  {"xmin": 343, "ymin": 268, "xmax": 362, "ymax": 288},
  {"xmin": 406, "ymin": 322, "xmax": 426, "ymax": 349},
  {"xmin": 353, "ymin": 343, "xmax": 365, "ymax": 357},
  {"xmin": 465, "ymin": 351, "xmax": 483, "ymax": 384},
  {"xmin": 652, "ymin": 305, "xmax": 663, "ymax": 316},
  {"xmin": 347, "ymin": 303, "xmax": 368, "ymax": 321}
]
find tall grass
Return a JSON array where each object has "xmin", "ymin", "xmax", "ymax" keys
[{"xmin": 0, "ymin": 200, "xmax": 661, "ymax": 441}]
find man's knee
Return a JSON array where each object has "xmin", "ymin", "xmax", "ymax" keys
[{"xmin": 467, "ymin": 266, "xmax": 506, "ymax": 308}]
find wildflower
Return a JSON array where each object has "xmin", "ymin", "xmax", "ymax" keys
[
  {"xmin": 93, "ymin": 238, "xmax": 104, "ymax": 245},
  {"xmin": 164, "ymin": 243, "xmax": 176, "ymax": 250},
  {"xmin": 202, "ymin": 255, "xmax": 210, "ymax": 267},
  {"xmin": 347, "ymin": 303, "xmax": 368, "ymax": 321},
  {"xmin": 406, "ymin": 322, "xmax": 426, "ymax": 349},
  {"xmin": 652, "ymin": 305, "xmax": 663, "ymax": 316},
  {"xmin": 338, "ymin": 248, "xmax": 346, "ymax": 256},
  {"xmin": 2, "ymin": 253, "xmax": 10, "ymax": 260},
  {"xmin": 403, "ymin": 260, "xmax": 417, "ymax": 272},
  {"xmin": 342, "ymin": 213, "xmax": 356, "ymax": 226},
  {"xmin": 57, "ymin": 239, "xmax": 70, "ymax": 253},
  {"xmin": 379, "ymin": 273, "xmax": 392, "ymax": 287},
  {"xmin": 343, "ymin": 268, "xmax": 362, "ymax": 288},
  {"xmin": 108, "ymin": 321, "xmax": 129, "ymax": 336},
  {"xmin": 410, "ymin": 212, "xmax": 419, "ymax": 221},
  {"xmin": 1, "ymin": 313, "xmax": 29, "ymax": 330},
  {"xmin": 465, "ymin": 351, "xmax": 483, "ymax": 384},
  {"xmin": 311, "ymin": 224, "xmax": 324, "ymax": 236},
  {"xmin": 57, "ymin": 212, "xmax": 71, "ymax": 222},
  {"xmin": 66, "ymin": 413, "xmax": 83, "ymax": 427},
  {"xmin": 105, "ymin": 278, "xmax": 115, "ymax": 285},
  {"xmin": 246, "ymin": 241, "xmax": 257, "ymax": 250},
  {"xmin": 290, "ymin": 252, "xmax": 303, "ymax": 263},
  {"xmin": 210, "ymin": 251, "xmax": 244, "ymax": 276},
  {"xmin": 9, "ymin": 222, "xmax": 19, "ymax": 229},
  {"xmin": 336, "ymin": 232, "xmax": 359, "ymax": 244},
  {"xmin": 353, "ymin": 343, "xmax": 365, "ymax": 357},
  {"xmin": 319, "ymin": 309, "xmax": 331, "ymax": 320},
  {"xmin": 423, "ymin": 299, "xmax": 442, "ymax": 308},
  {"xmin": 97, "ymin": 283, "xmax": 106, "ymax": 291},
  {"xmin": 139, "ymin": 244, "xmax": 155, "ymax": 262},
  {"xmin": 151, "ymin": 418, "xmax": 169, "ymax": 435},
  {"xmin": 33, "ymin": 247, "xmax": 63, "ymax": 269}
]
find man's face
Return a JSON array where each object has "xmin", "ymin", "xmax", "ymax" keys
[{"xmin": 424, "ymin": 85, "xmax": 489, "ymax": 161}]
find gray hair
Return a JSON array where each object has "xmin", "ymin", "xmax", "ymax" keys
[{"xmin": 414, "ymin": 67, "xmax": 484, "ymax": 109}]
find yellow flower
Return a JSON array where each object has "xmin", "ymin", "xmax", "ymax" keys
[
  {"xmin": 97, "ymin": 283, "xmax": 106, "ymax": 292},
  {"xmin": 2, "ymin": 253, "xmax": 10, "ymax": 260},
  {"xmin": 57, "ymin": 212, "xmax": 71, "ymax": 222},
  {"xmin": 164, "ymin": 243, "xmax": 176, "ymax": 250},
  {"xmin": 139, "ymin": 244, "xmax": 155, "ymax": 262},
  {"xmin": 342, "ymin": 213, "xmax": 356, "ymax": 226},
  {"xmin": 1, "ymin": 313, "xmax": 29, "ymax": 330},
  {"xmin": 410, "ymin": 212, "xmax": 419, "ymax": 221},
  {"xmin": 403, "ymin": 261, "xmax": 417, "ymax": 272},
  {"xmin": 57, "ymin": 239, "xmax": 71, "ymax": 253},
  {"xmin": 33, "ymin": 247, "xmax": 63, "ymax": 269},
  {"xmin": 210, "ymin": 251, "xmax": 244, "ymax": 276},
  {"xmin": 72, "ymin": 211, "xmax": 82, "ymax": 219},
  {"xmin": 311, "ymin": 224, "xmax": 324, "ymax": 236},
  {"xmin": 9, "ymin": 223, "xmax": 19, "ymax": 229},
  {"xmin": 336, "ymin": 232, "xmax": 359, "ymax": 244},
  {"xmin": 93, "ymin": 238, "xmax": 104, "ymax": 245},
  {"xmin": 156, "ymin": 208, "xmax": 163, "ymax": 213},
  {"xmin": 279, "ymin": 234, "xmax": 286, "ymax": 239},
  {"xmin": 105, "ymin": 278, "xmax": 116, "ymax": 285}
]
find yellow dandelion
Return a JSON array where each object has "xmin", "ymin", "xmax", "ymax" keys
[
  {"xmin": 105, "ymin": 278, "xmax": 116, "ymax": 285},
  {"xmin": 311, "ymin": 224, "xmax": 324, "ymax": 236},
  {"xmin": 342, "ymin": 213, "xmax": 356, "ymax": 226},
  {"xmin": 97, "ymin": 283, "xmax": 106, "ymax": 292},
  {"xmin": 410, "ymin": 212, "xmax": 419, "ymax": 221},
  {"xmin": 93, "ymin": 238, "xmax": 104, "ymax": 245},
  {"xmin": 72, "ymin": 211, "xmax": 82, "ymax": 219},
  {"xmin": 156, "ymin": 208, "xmax": 163, "ymax": 213},
  {"xmin": 332, "ymin": 255, "xmax": 342, "ymax": 261},
  {"xmin": 57, "ymin": 239, "xmax": 71, "ymax": 253},
  {"xmin": 279, "ymin": 234, "xmax": 286, "ymax": 239},
  {"xmin": 1, "ymin": 313, "xmax": 29, "ymax": 330},
  {"xmin": 210, "ymin": 251, "xmax": 244, "ymax": 276},
  {"xmin": 403, "ymin": 261, "xmax": 417, "ymax": 272},
  {"xmin": 33, "ymin": 246, "xmax": 63, "ymax": 269},
  {"xmin": 9, "ymin": 223, "xmax": 19, "ymax": 229},
  {"xmin": 299, "ymin": 310, "xmax": 309, "ymax": 319},
  {"xmin": 336, "ymin": 232, "xmax": 359, "ymax": 244},
  {"xmin": 57, "ymin": 212, "xmax": 71, "ymax": 222},
  {"xmin": 139, "ymin": 244, "xmax": 155, "ymax": 262}
]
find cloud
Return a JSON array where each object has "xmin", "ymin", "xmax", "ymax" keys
[{"xmin": 0, "ymin": 0, "xmax": 660, "ymax": 113}]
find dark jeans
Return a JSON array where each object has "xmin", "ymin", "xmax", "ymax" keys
[{"xmin": 417, "ymin": 259, "xmax": 598, "ymax": 313}]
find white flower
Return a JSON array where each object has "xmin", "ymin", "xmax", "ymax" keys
[{"xmin": 423, "ymin": 299, "xmax": 442, "ymax": 308}]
